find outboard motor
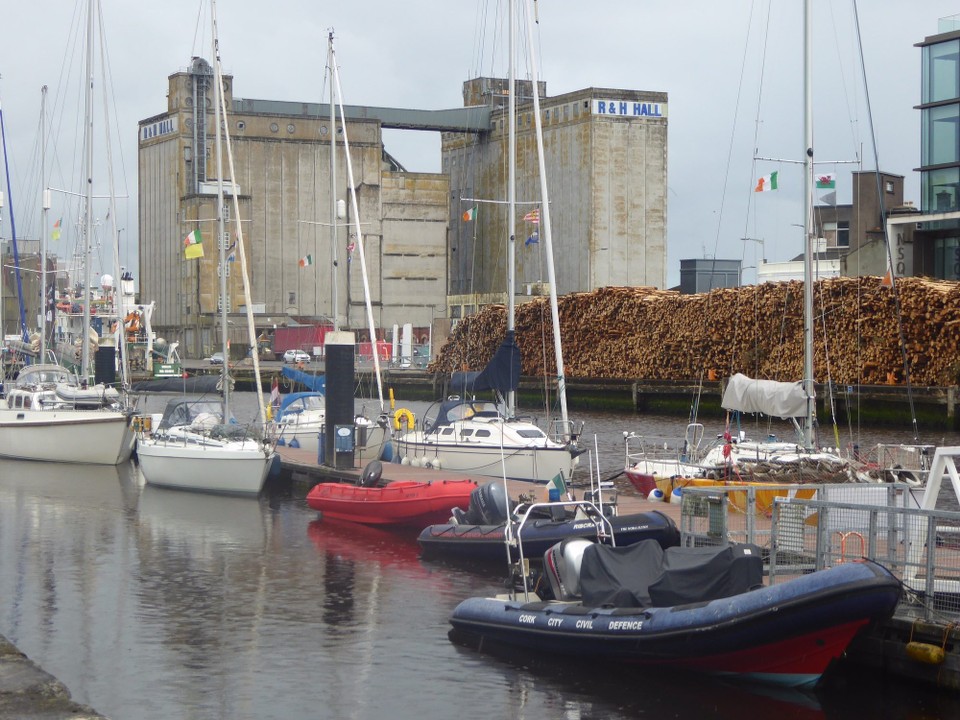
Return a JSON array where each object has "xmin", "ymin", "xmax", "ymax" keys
[
  {"xmin": 543, "ymin": 538, "xmax": 593, "ymax": 601},
  {"xmin": 451, "ymin": 481, "xmax": 509, "ymax": 525}
]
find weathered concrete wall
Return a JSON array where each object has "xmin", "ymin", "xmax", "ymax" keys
[
  {"xmin": 380, "ymin": 172, "xmax": 449, "ymax": 330},
  {"xmin": 141, "ymin": 67, "xmax": 452, "ymax": 355},
  {"xmin": 441, "ymin": 83, "xmax": 669, "ymax": 300}
]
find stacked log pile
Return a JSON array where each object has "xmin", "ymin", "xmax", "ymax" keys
[{"xmin": 430, "ymin": 277, "xmax": 960, "ymax": 386}]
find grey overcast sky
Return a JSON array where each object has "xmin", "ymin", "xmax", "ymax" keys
[{"xmin": 0, "ymin": 1, "xmax": 958, "ymax": 290}]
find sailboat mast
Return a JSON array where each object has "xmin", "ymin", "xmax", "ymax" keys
[
  {"xmin": 81, "ymin": 0, "xmax": 95, "ymax": 382},
  {"xmin": 521, "ymin": 0, "xmax": 569, "ymax": 439},
  {"xmin": 330, "ymin": 40, "xmax": 385, "ymax": 412},
  {"xmin": 328, "ymin": 31, "xmax": 339, "ymax": 332},
  {"xmin": 801, "ymin": 0, "xmax": 815, "ymax": 450},
  {"xmin": 98, "ymin": 34, "xmax": 129, "ymax": 395},
  {"xmin": 40, "ymin": 85, "xmax": 49, "ymax": 362},
  {"xmin": 506, "ymin": 0, "xmax": 517, "ymax": 418},
  {"xmin": 212, "ymin": 0, "xmax": 230, "ymax": 421},
  {"xmin": 0, "ymin": 100, "xmax": 29, "ymax": 343},
  {"xmin": 212, "ymin": 1, "xmax": 267, "ymax": 427}
]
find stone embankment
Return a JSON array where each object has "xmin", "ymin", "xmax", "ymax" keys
[
  {"xmin": 0, "ymin": 634, "xmax": 106, "ymax": 718},
  {"xmin": 431, "ymin": 276, "xmax": 960, "ymax": 387}
]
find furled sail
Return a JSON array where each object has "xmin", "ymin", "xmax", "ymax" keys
[{"xmin": 721, "ymin": 373, "xmax": 811, "ymax": 420}]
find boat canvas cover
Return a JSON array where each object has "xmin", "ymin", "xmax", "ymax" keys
[
  {"xmin": 578, "ymin": 540, "xmax": 762, "ymax": 609},
  {"xmin": 276, "ymin": 392, "xmax": 325, "ymax": 419},
  {"xmin": 449, "ymin": 331, "xmax": 521, "ymax": 396},
  {"xmin": 156, "ymin": 399, "xmax": 223, "ymax": 430},
  {"xmin": 721, "ymin": 373, "xmax": 811, "ymax": 419},
  {"xmin": 131, "ymin": 375, "xmax": 223, "ymax": 394}
]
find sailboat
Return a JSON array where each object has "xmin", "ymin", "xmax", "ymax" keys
[
  {"xmin": 392, "ymin": 3, "xmax": 582, "ymax": 484},
  {"xmin": 448, "ymin": 2, "xmax": 901, "ymax": 688},
  {"xmin": 274, "ymin": 32, "xmax": 392, "ymax": 461},
  {"xmin": 0, "ymin": 0, "xmax": 134, "ymax": 466},
  {"xmin": 625, "ymin": 2, "xmax": 905, "ymax": 491},
  {"xmin": 134, "ymin": 0, "xmax": 275, "ymax": 495}
]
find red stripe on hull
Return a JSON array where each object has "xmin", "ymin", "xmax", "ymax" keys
[{"xmin": 653, "ymin": 618, "xmax": 868, "ymax": 683}]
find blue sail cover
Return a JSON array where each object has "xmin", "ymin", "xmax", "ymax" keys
[
  {"xmin": 281, "ymin": 366, "xmax": 326, "ymax": 393},
  {"xmin": 450, "ymin": 331, "xmax": 521, "ymax": 396}
]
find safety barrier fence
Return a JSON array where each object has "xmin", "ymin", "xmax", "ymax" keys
[{"xmin": 679, "ymin": 483, "xmax": 960, "ymax": 620}]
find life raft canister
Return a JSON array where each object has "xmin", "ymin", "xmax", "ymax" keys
[{"xmin": 393, "ymin": 407, "xmax": 415, "ymax": 431}]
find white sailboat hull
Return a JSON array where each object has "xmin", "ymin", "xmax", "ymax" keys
[
  {"xmin": 393, "ymin": 433, "xmax": 576, "ymax": 484},
  {"xmin": 279, "ymin": 422, "xmax": 388, "ymax": 458},
  {"xmin": 0, "ymin": 408, "xmax": 134, "ymax": 465},
  {"xmin": 137, "ymin": 436, "xmax": 274, "ymax": 495}
]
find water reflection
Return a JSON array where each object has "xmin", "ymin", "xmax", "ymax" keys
[{"xmin": 0, "ymin": 433, "xmax": 957, "ymax": 718}]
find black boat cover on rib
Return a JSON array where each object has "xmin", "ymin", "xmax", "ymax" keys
[
  {"xmin": 648, "ymin": 543, "xmax": 764, "ymax": 607},
  {"xmin": 578, "ymin": 541, "xmax": 763, "ymax": 609}
]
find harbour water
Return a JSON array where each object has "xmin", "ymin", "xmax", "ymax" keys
[{"xmin": 1, "ymin": 397, "xmax": 959, "ymax": 719}]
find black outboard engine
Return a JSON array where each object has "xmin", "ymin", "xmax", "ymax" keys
[{"xmin": 451, "ymin": 481, "xmax": 509, "ymax": 525}]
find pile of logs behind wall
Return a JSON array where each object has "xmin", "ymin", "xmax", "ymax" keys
[{"xmin": 430, "ymin": 277, "xmax": 960, "ymax": 387}]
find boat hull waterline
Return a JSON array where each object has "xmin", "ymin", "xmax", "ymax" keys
[
  {"xmin": 0, "ymin": 409, "xmax": 134, "ymax": 465},
  {"xmin": 137, "ymin": 441, "xmax": 274, "ymax": 495},
  {"xmin": 306, "ymin": 479, "xmax": 478, "ymax": 526},
  {"xmin": 449, "ymin": 560, "xmax": 901, "ymax": 688}
]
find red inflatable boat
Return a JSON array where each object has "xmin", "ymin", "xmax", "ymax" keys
[{"xmin": 306, "ymin": 478, "xmax": 478, "ymax": 527}]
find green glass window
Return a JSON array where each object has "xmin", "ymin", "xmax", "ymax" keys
[
  {"xmin": 934, "ymin": 236, "xmax": 960, "ymax": 279},
  {"xmin": 923, "ymin": 167, "xmax": 960, "ymax": 212},
  {"xmin": 923, "ymin": 104, "xmax": 960, "ymax": 166},
  {"xmin": 923, "ymin": 40, "xmax": 960, "ymax": 103}
]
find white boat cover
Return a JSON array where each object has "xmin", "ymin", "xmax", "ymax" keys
[{"xmin": 721, "ymin": 373, "xmax": 811, "ymax": 419}]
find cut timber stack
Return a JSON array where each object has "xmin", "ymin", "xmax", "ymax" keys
[{"xmin": 430, "ymin": 277, "xmax": 960, "ymax": 387}]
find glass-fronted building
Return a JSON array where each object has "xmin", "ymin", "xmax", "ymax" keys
[{"xmin": 917, "ymin": 16, "xmax": 960, "ymax": 279}]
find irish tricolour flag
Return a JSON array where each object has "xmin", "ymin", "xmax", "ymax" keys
[
  {"xmin": 754, "ymin": 171, "xmax": 778, "ymax": 192},
  {"xmin": 183, "ymin": 229, "xmax": 204, "ymax": 259},
  {"xmin": 298, "ymin": 254, "xmax": 313, "ymax": 268},
  {"xmin": 547, "ymin": 472, "xmax": 568, "ymax": 501}
]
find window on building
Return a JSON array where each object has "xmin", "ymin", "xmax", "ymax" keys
[
  {"xmin": 923, "ymin": 39, "xmax": 960, "ymax": 103},
  {"xmin": 836, "ymin": 221, "xmax": 849, "ymax": 247},
  {"xmin": 886, "ymin": 181, "xmax": 895, "ymax": 194},
  {"xmin": 824, "ymin": 221, "xmax": 838, "ymax": 246},
  {"xmin": 934, "ymin": 236, "xmax": 960, "ymax": 280},
  {"xmin": 923, "ymin": 103, "xmax": 960, "ymax": 166},
  {"xmin": 924, "ymin": 166, "xmax": 960, "ymax": 212}
]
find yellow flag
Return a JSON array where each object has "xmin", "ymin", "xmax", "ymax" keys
[{"xmin": 183, "ymin": 229, "xmax": 204, "ymax": 260}]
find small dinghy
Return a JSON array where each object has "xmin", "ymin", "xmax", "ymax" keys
[
  {"xmin": 449, "ymin": 538, "xmax": 901, "ymax": 688},
  {"xmin": 306, "ymin": 461, "xmax": 478, "ymax": 527},
  {"xmin": 418, "ymin": 481, "xmax": 680, "ymax": 563}
]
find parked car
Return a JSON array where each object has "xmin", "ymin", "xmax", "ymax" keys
[
  {"xmin": 208, "ymin": 351, "xmax": 225, "ymax": 365},
  {"xmin": 283, "ymin": 349, "xmax": 311, "ymax": 364}
]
